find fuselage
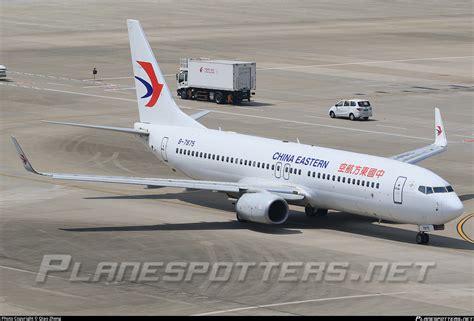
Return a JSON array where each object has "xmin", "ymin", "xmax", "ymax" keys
[{"xmin": 138, "ymin": 122, "xmax": 463, "ymax": 225}]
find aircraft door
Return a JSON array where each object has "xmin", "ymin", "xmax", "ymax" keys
[
  {"xmin": 161, "ymin": 137, "xmax": 169, "ymax": 162},
  {"xmin": 274, "ymin": 162, "xmax": 282, "ymax": 178},
  {"xmin": 393, "ymin": 176, "xmax": 407, "ymax": 204},
  {"xmin": 283, "ymin": 163, "xmax": 290, "ymax": 180}
]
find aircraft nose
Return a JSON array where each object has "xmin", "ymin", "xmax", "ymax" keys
[{"xmin": 443, "ymin": 195, "xmax": 464, "ymax": 221}]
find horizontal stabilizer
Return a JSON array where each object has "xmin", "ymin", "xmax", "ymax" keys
[{"xmin": 43, "ymin": 121, "xmax": 149, "ymax": 135}]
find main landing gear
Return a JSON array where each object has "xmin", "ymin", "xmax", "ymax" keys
[
  {"xmin": 416, "ymin": 232, "xmax": 430, "ymax": 245},
  {"xmin": 305, "ymin": 206, "xmax": 328, "ymax": 217}
]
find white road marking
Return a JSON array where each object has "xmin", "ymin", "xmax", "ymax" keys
[
  {"xmin": 0, "ymin": 82, "xmax": 459, "ymax": 143},
  {"xmin": 257, "ymin": 55, "xmax": 474, "ymax": 71},
  {"xmin": 376, "ymin": 124, "xmax": 408, "ymax": 130},
  {"xmin": 454, "ymin": 134, "xmax": 474, "ymax": 139},
  {"xmin": 193, "ymin": 291, "xmax": 411, "ymax": 315},
  {"xmin": 47, "ymin": 82, "xmax": 73, "ymax": 87},
  {"xmin": 82, "ymin": 73, "xmax": 175, "ymax": 81},
  {"xmin": 304, "ymin": 115, "xmax": 330, "ymax": 120},
  {"xmin": 83, "ymin": 84, "xmax": 116, "ymax": 89},
  {"xmin": 0, "ymin": 265, "xmax": 64, "ymax": 281}
]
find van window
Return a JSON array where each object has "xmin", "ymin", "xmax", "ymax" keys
[
  {"xmin": 335, "ymin": 101, "xmax": 344, "ymax": 107},
  {"xmin": 344, "ymin": 101, "xmax": 350, "ymax": 106},
  {"xmin": 350, "ymin": 101, "xmax": 356, "ymax": 106},
  {"xmin": 358, "ymin": 101, "xmax": 371, "ymax": 107}
]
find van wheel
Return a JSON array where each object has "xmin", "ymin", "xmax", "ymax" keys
[
  {"xmin": 349, "ymin": 113, "xmax": 356, "ymax": 121},
  {"xmin": 363, "ymin": 117, "xmax": 369, "ymax": 120},
  {"xmin": 215, "ymin": 92, "xmax": 225, "ymax": 104},
  {"xmin": 329, "ymin": 111, "xmax": 336, "ymax": 118}
]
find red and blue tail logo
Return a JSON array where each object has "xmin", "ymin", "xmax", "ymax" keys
[{"xmin": 135, "ymin": 60, "xmax": 164, "ymax": 108}]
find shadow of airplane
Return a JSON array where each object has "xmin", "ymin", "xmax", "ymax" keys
[
  {"xmin": 66, "ymin": 190, "xmax": 474, "ymax": 250},
  {"xmin": 459, "ymin": 194, "xmax": 474, "ymax": 202}
]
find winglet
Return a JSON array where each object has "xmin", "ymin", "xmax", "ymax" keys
[
  {"xmin": 11, "ymin": 136, "xmax": 42, "ymax": 175},
  {"xmin": 434, "ymin": 108, "xmax": 447, "ymax": 147}
]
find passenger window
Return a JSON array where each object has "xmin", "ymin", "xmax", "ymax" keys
[
  {"xmin": 371, "ymin": 182, "xmax": 374, "ymax": 188},
  {"xmin": 285, "ymin": 167, "xmax": 289, "ymax": 173},
  {"xmin": 347, "ymin": 178, "xmax": 351, "ymax": 184},
  {"xmin": 299, "ymin": 169, "xmax": 302, "ymax": 175},
  {"xmin": 376, "ymin": 183, "xmax": 380, "ymax": 189},
  {"xmin": 212, "ymin": 154, "xmax": 215, "ymax": 160},
  {"xmin": 307, "ymin": 171, "xmax": 311, "ymax": 177},
  {"xmin": 342, "ymin": 177, "xmax": 345, "ymax": 183},
  {"xmin": 226, "ymin": 157, "xmax": 229, "ymax": 162},
  {"xmin": 200, "ymin": 152, "xmax": 203, "ymax": 157},
  {"xmin": 327, "ymin": 175, "xmax": 330, "ymax": 180},
  {"xmin": 332, "ymin": 175, "xmax": 335, "ymax": 181},
  {"xmin": 272, "ymin": 165, "xmax": 275, "ymax": 170},
  {"xmin": 257, "ymin": 162, "xmax": 260, "ymax": 168},
  {"xmin": 361, "ymin": 181, "xmax": 365, "ymax": 187},
  {"xmin": 317, "ymin": 173, "xmax": 321, "ymax": 179},
  {"xmin": 337, "ymin": 176, "xmax": 341, "ymax": 182}
]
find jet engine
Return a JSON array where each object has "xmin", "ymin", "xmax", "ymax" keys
[{"xmin": 236, "ymin": 192, "xmax": 289, "ymax": 224}]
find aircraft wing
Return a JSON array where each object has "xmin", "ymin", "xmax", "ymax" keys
[
  {"xmin": 11, "ymin": 137, "xmax": 305, "ymax": 201},
  {"xmin": 390, "ymin": 108, "xmax": 447, "ymax": 164}
]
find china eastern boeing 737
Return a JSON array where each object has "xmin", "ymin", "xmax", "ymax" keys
[{"xmin": 12, "ymin": 19, "xmax": 464, "ymax": 244}]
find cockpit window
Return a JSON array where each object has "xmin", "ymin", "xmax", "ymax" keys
[{"xmin": 418, "ymin": 185, "xmax": 454, "ymax": 194}]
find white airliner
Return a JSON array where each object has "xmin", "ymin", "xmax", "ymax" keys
[{"xmin": 12, "ymin": 20, "xmax": 464, "ymax": 245}]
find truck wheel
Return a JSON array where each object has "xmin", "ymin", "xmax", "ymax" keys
[
  {"xmin": 232, "ymin": 96, "xmax": 242, "ymax": 105},
  {"xmin": 215, "ymin": 91, "xmax": 225, "ymax": 104},
  {"xmin": 179, "ymin": 90, "xmax": 188, "ymax": 99}
]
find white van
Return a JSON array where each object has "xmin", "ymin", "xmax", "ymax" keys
[{"xmin": 329, "ymin": 99, "xmax": 373, "ymax": 120}]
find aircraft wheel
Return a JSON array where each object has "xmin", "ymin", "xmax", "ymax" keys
[
  {"xmin": 305, "ymin": 206, "xmax": 316, "ymax": 217},
  {"xmin": 416, "ymin": 232, "xmax": 429, "ymax": 245},
  {"xmin": 316, "ymin": 208, "xmax": 328, "ymax": 216}
]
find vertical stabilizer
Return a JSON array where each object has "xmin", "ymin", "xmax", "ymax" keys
[{"xmin": 127, "ymin": 19, "xmax": 202, "ymax": 128}]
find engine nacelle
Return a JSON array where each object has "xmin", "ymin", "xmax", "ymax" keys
[{"xmin": 236, "ymin": 192, "xmax": 289, "ymax": 224}]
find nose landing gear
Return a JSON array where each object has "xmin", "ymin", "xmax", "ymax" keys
[{"xmin": 416, "ymin": 232, "xmax": 430, "ymax": 245}]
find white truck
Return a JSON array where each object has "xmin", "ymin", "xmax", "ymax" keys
[{"xmin": 176, "ymin": 58, "xmax": 256, "ymax": 105}]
